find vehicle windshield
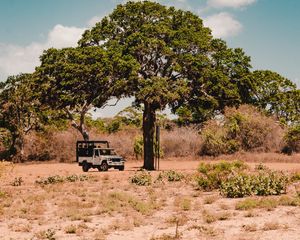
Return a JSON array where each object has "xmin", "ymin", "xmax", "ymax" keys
[{"xmin": 100, "ymin": 149, "xmax": 116, "ymax": 155}]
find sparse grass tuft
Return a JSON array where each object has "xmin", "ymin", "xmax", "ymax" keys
[{"xmin": 262, "ymin": 222, "xmax": 280, "ymax": 231}]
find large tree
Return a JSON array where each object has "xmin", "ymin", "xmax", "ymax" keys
[
  {"xmin": 242, "ymin": 70, "xmax": 298, "ymax": 123},
  {"xmin": 79, "ymin": 1, "xmax": 216, "ymax": 169},
  {"xmin": 174, "ymin": 39, "xmax": 252, "ymax": 124},
  {"xmin": 0, "ymin": 74, "xmax": 46, "ymax": 161},
  {"xmin": 36, "ymin": 46, "xmax": 137, "ymax": 140}
]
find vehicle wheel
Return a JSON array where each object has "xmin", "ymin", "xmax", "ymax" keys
[
  {"xmin": 82, "ymin": 162, "xmax": 90, "ymax": 172},
  {"xmin": 100, "ymin": 162, "xmax": 109, "ymax": 171},
  {"xmin": 118, "ymin": 166, "xmax": 124, "ymax": 171}
]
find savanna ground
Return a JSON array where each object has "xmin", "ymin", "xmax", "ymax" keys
[{"xmin": 1, "ymin": 154, "xmax": 300, "ymax": 240}]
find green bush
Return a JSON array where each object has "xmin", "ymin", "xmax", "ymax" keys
[
  {"xmin": 156, "ymin": 170, "xmax": 185, "ymax": 182},
  {"xmin": 220, "ymin": 169, "xmax": 288, "ymax": 198},
  {"xmin": 196, "ymin": 160, "xmax": 247, "ymax": 191},
  {"xmin": 220, "ymin": 174, "xmax": 253, "ymax": 198},
  {"xmin": 130, "ymin": 171, "xmax": 152, "ymax": 186},
  {"xmin": 133, "ymin": 136, "xmax": 143, "ymax": 160},
  {"xmin": 253, "ymin": 170, "xmax": 288, "ymax": 196},
  {"xmin": 197, "ymin": 161, "xmax": 289, "ymax": 198},
  {"xmin": 283, "ymin": 125, "xmax": 300, "ymax": 154}
]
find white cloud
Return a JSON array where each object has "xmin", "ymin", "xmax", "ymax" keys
[
  {"xmin": 0, "ymin": 25, "xmax": 85, "ymax": 80},
  {"xmin": 207, "ymin": 0, "xmax": 256, "ymax": 9},
  {"xmin": 87, "ymin": 16, "xmax": 104, "ymax": 27},
  {"xmin": 203, "ymin": 12, "xmax": 242, "ymax": 38}
]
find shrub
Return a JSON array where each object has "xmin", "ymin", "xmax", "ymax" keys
[
  {"xmin": 130, "ymin": 171, "xmax": 152, "ymax": 186},
  {"xmin": 157, "ymin": 170, "xmax": 185, "ymax": 182},
  {"xmin": 200, "ymin": 105, "xmax": 284, "ymax": 156},
  {"xmin": 133, "ymin": 136, "xmax": 143, "ymax": 160},
  {"xmin": 221, "ymin": 169, "xmax": 288, "ymax": 198},
  {"xmin": 253, "ymin": 170, "xmax": 288, "ymax": 196},
  {"xmin": 283, "ymin": 125, "xmax": 300, "ymax": 154},
  {"xmin": 11, "ymin": 177, "xmax": 23, "ymax": 186},
  {"xmin": 196, "ymin": 160, "xmax": 247, "ymax": 191},
  {"xmin": 220, "ymin": 173, "xmax": 253, "ymax": 198}
]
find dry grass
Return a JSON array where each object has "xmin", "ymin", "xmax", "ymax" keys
[{"xmin": 2, "ymin": 161, "xmax": 300, "ymax": 240}]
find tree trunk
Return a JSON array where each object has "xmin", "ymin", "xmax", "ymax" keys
[
  {"xmin": 11, "ymin": 133, "xmax": 24, "ymax": 163},
  {"xmin": 143, "ymin": 102, "xmax": 156, "ymax": 170}
]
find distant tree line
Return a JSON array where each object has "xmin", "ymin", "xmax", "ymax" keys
[{"xmin": 0, "ymin": 1, "xmax": 299, "ymax": 169}]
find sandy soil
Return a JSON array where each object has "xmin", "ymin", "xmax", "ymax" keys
[{"xmin": 1, "ymin": 159, "xmax": 300, "ymax": 240}]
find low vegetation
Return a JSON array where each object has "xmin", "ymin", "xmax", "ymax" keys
[{"xmin": 35, "ymin": 174, "xmax": 89, "ymax": 185}]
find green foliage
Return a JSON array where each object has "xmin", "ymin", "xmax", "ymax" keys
[
  {"xmin": 35, "ymin": 175, "xmax": 64, "ymax": 185},
  {"xmin": 35, "ymin": 174, "xmax": 89, "ymax": 185},
  {"xmin": 253, "ymin": 170, "xmax": 288, "ymax": 196},
  {"xmin": 196, "ymin": 161, "xmax": 288, "ymax": 198},
  {"xmin": 130, "ymin": 170, "xmax": 152, "ymax": 186},
  {"xmin": 134, "ymin": 136, "xmax": 144, "ymax": 160},
  {"xmin": 79, "ymin": 1, "xmax": 216, "ymax": 169},
  {"xmin": 290, "ymin": 172, "xmax": 300, "ymax": 182},
  {"xmin": 283, "ymin": 124, "xmax": 300, "ymax": 153},
  {"xmin": 0, "ymin": 74, "xmax": 50, "ymax": 160},
  {"xmin": 243, "ymin": 70, "xmax": 298, "ymax": 124},
  {"xmin": 157, "ymin": 170, "xmax": 185, "ymax": 182},
  {"xmin": 220, "ymin": 174, "xmax": 253, "ymax": 198},
  {"xmin": 221, "ymin": 168, "xmax": 288, "ymax": 198},
  {"xmin": 196, "ymin": 160, "xmax": 247, "ymax": 191},
  {"xmin": 106, "ymin": 119, "xmax": 121, "ymax": 134},
  {"xmin": 116, "ymin": 106, "xmax": 143, "ymax": 127}
]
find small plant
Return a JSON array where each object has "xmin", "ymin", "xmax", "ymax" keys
[
  {"xmin": 203, "ymin": 195, "xmax": 219, "ymax": 204},
  {"xmin": 65, "ymin": 175, "xmax": 79, "ymax": 182},
  {"xmin": 290, "ymin": 172, "xmax": 300, "ymax": 182},
  {"xmin": 133, "ymin": 136, "xmax": 143, "ymax": 160},
  {"xmin": 35, "ymin": 228, "xmax": 56, "ymax": 240},
  {"xmin": 180, "ymin": 198, "xmax": 191, "ymax": 211},
  {"xmin": 196, "ymin": 160, "xmax": 247, "ymax": 191},
  {"xmin": 11, "ymin": 177, "xmax": 23, "ymax": 186},
  {"xmin": 36, "ymin": 174, "xmax": 89, "ymax": 185},
  {"xmin": 130, "ymin": 170, "xmax": 152, "ymax": 186},
  {"xmin": 65, "ymin": 224, "xmax": 77, "ymax": 234},
  {"xmin": 35, "ymin": 175, "xmax": 64, "ymax": 185},
  {"xmin": 156, "ymin": 170, "xmax": 185, "ymax": 183},
  {"xmin": 235, "ymin": 198, "xmax": 258, "ymax": 210},
  {"xmin": 202, "ymin": 210, "xmax": 217, "ymax": 224}
]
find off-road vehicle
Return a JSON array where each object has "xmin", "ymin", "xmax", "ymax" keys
[{"xmin": 76, "ymin": 141, "xmax": 125, "ymax": 172}]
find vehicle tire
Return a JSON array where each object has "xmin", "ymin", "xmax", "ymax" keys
[
  {"xmin": 100, "ymin": 161, "xmax": 109, "ymax": 171},
  {"xmin": 82, "ymin": 161, "xmax": 90, "ymax": 172},
  {"xmin": 118, "ymin": 166, "xmax": 124, "ymax": 171}
]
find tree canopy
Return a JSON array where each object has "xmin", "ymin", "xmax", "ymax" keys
[{"xmin": 36, "ymin": 46, "xmax": 137, "ymax": 140}]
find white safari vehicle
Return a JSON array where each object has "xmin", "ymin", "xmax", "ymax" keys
[{"xmin": 76, "ymin": 141, "xmax": 125, "ymax": 172}]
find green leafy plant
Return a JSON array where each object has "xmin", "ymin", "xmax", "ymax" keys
[
  {"xmin": 130, "ymin": 170, "xmax": 152, "ymax": 186},
  {"xmin": 196, "ymin": 160, "xmax": 247, "ymax": 191},
  {"xmin": 157, "ymin": 170, "xmax": 185, "ymax": 182},
  {"xmin": 220, "ymin": 173, "xmax": 253, "ymax": 198}
]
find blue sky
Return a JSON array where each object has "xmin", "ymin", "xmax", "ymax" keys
[{"xmin": 0, "ymin": 0, "xmax": 299, "ymax": 116}]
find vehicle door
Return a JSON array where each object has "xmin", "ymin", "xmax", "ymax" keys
[{"xmin": 93, "ymin": 149, "xmax": 100, "ymax": 165}]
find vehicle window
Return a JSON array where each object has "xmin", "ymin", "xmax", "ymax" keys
[{"xmin": 95, "ymin": 150, "xmax": 99, "ymax": 156}]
